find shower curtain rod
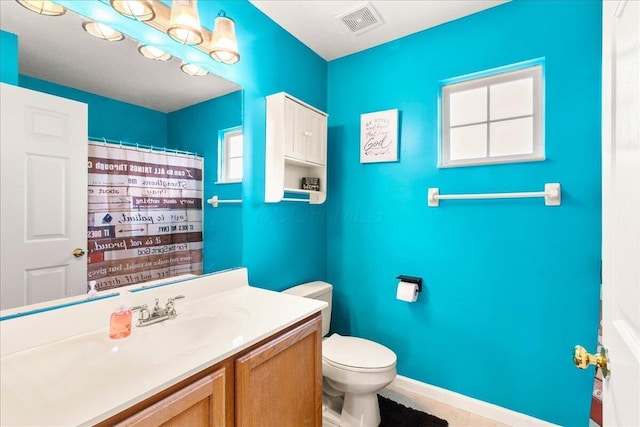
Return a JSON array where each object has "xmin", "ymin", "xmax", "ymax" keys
[{"xmin": 88, "ymin": 137, "xmax": 202, "ymax": 158}]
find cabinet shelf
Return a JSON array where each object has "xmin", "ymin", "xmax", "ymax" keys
[
  {"xmin": 283, "ymin": 188, "xmax": 326, "ymax": 204},
  {"xmin": 265, "ymin": 92, "xmax": 328, "ymax": 205},
  {"xmin": 284, "ymin": 156, "xmax": 324, "ymax": 168},
  {"xmin": 284, "ymin": 187, "xmax": 323, "ymax": 195}
]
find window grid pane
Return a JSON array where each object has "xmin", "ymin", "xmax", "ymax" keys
[
  {"xmin": 490, "ymin": 77, "xmax": 534, "ymax": 120},
  {"xmin": 449, "ymin": 86, "xmax": 487, "ymax": 126},
  {"xmin": 440, "ymin": 64, "xmax": 543, "ymax": 167},
  {"xmin": 219, "ymin": 128, "xmax": 243, "ymax": 182},
  {"xmin": 449, "ymin": 124, "xmax": 487, "ymax": 160},
  {"xmin": 226, "ymin": 158, "xmax": 243, "ymax": 181},
  {"xmin": 489, "ymin": 117, "xmax": 534, "ymax": 157},
  {"xmin": 227, "ymin": 133, "xmax": 243, "ymax": 157}
]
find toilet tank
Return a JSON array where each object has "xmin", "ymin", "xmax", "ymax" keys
[{"xmin": 282, "ymin": 281, "xmax": 332, "ymax": 337}]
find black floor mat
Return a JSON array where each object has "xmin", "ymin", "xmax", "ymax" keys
[{"xmin": 378, "ymin": 395, "xmax": 449, "ymax": 427}]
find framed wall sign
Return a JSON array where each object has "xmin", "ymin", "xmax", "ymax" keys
[{"xmin": 360, "ymin": 109, "xmax": 398, "ymax": 163}]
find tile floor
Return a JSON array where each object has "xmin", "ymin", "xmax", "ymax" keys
[{"xmin": 379, "ymin": 383, "xmax": 510, "ymax": 427}]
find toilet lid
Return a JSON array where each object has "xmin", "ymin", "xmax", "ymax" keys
[{"xmin": 322, "ymin": 334, "xmax": 396, "ymax": 370}]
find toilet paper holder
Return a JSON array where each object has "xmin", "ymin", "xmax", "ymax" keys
[{"xmin": 396, "ymin": 275, "xmax": 423, "ymax": 293}]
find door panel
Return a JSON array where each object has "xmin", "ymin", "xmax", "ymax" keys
[
  {"xmin": 283, "ymin": 99, "xmax": 297, "ymax": 158},
  {"xmin": 601, "ymin": 1, "xmax": 640, "ymax": 425},
  {"xmin": 26, "ymin": 154, "xmax": 68, "ymax": 238},
  {"xmin": 25, "ymin": 267, "xmax": 67, "ymax": 306},
  {"xmin": 306, "ymin": 110, "xmax": 326, "ymax": 165},
  {"xmin": 0, "ymin": 83, "xmax": 88, "ymax": 310},
  {"xmin": 292, "ymin": 100, "xmax": 308, "ymax": 160}
]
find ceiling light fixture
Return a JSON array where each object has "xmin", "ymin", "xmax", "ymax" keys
[
  {"xmin": 138, "ymin": 44, "xmax": 172, "ymax": 61},
  {"xmin": 209, "ymin": 10, "xmax": 239, "ymax": 65},
  {"xmin": 16, "ymin": 0, "xmax": 66, "ymax": 16},
  {"xmin": 110, "ymin": 0, "xmax": 155, "ymax": 22},
  {"xmin": 82, "ymin": 21, "xmax": 125, "ymax": 42},
  {"xmin": 167, "ymin": 0, "xmax": 203, "ymax": 45},
  {"xmin": 180, "ymin": 62, "xmax": 208, "ymax": 76}
]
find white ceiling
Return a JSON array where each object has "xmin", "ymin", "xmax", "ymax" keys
[
  {"xmin": 249, "ymin": 0, "xmax": 509, "ymax": 61},
  {"xmin": 0, "ymin": 1, "xmax": 241, "ymax": 113},
  {"xmin": 0, "ymin": 1, "xmax": 508, "ymax": 111}
]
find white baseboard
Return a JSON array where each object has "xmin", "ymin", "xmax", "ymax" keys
[{"xmin": 389, "ymin": 375, "xmax": 560, "ymax": 427}]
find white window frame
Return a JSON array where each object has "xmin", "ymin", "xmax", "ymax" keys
[
  {"xmin": 217, "ymin": 126, "xmax": 243, "ymax": 184},
  {"xmin": 439, "ymin": 60, "xmax": 544, "ymax": 168}
]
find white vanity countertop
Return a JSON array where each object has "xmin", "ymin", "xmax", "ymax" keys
[{"xmin": 0, "ymin": 269, "xmax": 326, "ymax": 426}]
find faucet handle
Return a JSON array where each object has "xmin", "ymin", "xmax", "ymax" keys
[
  {"xmin": 131, "ymin": 304, "xmax": 150, "ymax": 324},
  {"xmin": 166, "ymin": 295, "xmax": 185, "ymax": 305},
  {"xmin": 165, "ymin": 296, "xmax": 184, "ymax": 318}
]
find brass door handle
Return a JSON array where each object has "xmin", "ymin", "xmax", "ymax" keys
[
  {"xmin": 573, "ymin": 345, "xmax": 610, "ymax": 378},
  {"xmin": 72, "ymin": 248, "xmax": 85, "ymax": 257}
]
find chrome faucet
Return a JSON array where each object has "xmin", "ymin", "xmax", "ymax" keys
[{"xmin": 132, "ymin": 295, "xmax": 185, "ymax": 327}]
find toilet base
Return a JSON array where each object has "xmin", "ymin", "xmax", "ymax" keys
[
  {"xmin": 340, "ymin": 393, "xmax": 380, "ymax": 427},
  {"xmin": 322, "ymin": 404, "xmax": 341, "ymax": 427},
  {"xmin": 323, "ymin": 389, "xmax": 381, "ymax": 427}
]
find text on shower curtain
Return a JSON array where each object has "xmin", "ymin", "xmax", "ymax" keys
[{"xmin": 87, "ymin": 142, "xmax": 203, "ymax": 291}]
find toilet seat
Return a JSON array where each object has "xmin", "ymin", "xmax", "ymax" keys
[{"xmin": 322, "ymin": 334, "xmax": 396, "ymax": 372}]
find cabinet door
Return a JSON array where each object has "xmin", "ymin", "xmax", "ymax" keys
[
  {"xmin": 235, "ymin": 316, "xmax": 322, "ymax": 427},
  {"xmin": 305, "ymin": 110, "xmax": 327, "ymax": 165},
  {"xmin": 283, "ymin": 99, "xmax": 307, "ymax": 161},
  {"xmin": 115, "ymin": 369, "xmax": 227, "ymax": 427}
]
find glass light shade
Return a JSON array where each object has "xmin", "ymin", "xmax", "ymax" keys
[
  {"xmin": 209, "ymin": 12, "xmax": 240, "ymax": 65},
  {"xmin": 110, "ymin": 0, "xmax": 155, "ymax": 22},
  {"xmin": 167, "ymin": 0, "xmax": 203, "ymax": 45},
  {"xmin": 138, "ymin": 45, "xmax": 172, "ymax": 61},
  {"xmin": 16, "ymin": 0, "xmax": 66, "ymax": 16},
  {"xmin": 82, "ymin": 21, "xmax": 125, "ymax": 42},
  {"xmin": 180, "ymin": 62, "xmax": 208, "ymax": 76}
]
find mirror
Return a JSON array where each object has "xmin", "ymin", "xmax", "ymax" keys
[{"xmin": 0, "ymin": 1, "xmax": 244, "ymax": 313}]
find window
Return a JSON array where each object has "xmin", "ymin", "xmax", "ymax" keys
[
  {"xmin": 218, "ymin": 127, "xmax": 243, "ymax": 183},
  {"xmin": 440, "ymin": 61, "xmax": 544, "ymax": 167}
]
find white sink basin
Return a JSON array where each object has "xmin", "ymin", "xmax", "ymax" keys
[{"xmin": 86, "ymin": 307, "xmax": 251, "ymax": 365}]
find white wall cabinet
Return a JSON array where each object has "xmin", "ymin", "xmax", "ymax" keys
[{"xmin": 266, "ymin": 92, "xmax": 328, "ymax": 204}]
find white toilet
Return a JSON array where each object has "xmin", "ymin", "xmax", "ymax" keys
[{"xmin": 283, "ymin": 281, "xmax": 397, "ymax": 427}]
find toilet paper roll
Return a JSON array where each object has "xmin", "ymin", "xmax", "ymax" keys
[{"xmin": 396, "ymin": 281, "xmax": 419, "ymax": 303}]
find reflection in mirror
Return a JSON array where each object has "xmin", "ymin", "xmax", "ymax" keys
[
  {"xmin": 0, "ymin": 273, "xmax": 198, "ymax": 321},
  {"xmin": 0, "ymin": 1, "xmax": 244, "ymax": 313}
]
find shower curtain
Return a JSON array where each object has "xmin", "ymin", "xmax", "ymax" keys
[{"xmin": 87, "ymin": 142, "xmax": 203, "ymax": 292}]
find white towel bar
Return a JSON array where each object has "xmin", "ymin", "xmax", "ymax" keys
[
  {"xmin": 207, "ymin": 196, "xmax": 242, "ymax": 208},
  {"xmin": 281, "ymin": 197, "xmax": 309, "ymax": 203},
  {"xmin": 427, "ymin": 183, "xmax": 561, "ymax": 207}
]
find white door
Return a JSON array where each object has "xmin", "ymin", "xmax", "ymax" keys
[
  {"xmin": 0, "ymin": 83, "xmax": 88, "ymax": 310},
  {"xmin": 601, "ymin": 1, "xmax": 640, "ymax": 425}
]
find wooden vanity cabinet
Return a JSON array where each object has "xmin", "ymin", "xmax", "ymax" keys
[
  {"xmin": 114, "ymin": 368, "xmax": 228, "ymax": 427},
  {"xmin": 97, "ymin": 313, "xmax": 322, "ymax": 427},
  {"xmin": 235, "ymin": 313, "xmax": 323, "ymax": 426}
]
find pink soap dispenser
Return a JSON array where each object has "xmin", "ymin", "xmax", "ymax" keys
[{"xmin": 109, "ymin": 292, "xmax": 132, "ymax": 339}]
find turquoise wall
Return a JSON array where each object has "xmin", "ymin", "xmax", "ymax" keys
[
  {"xmin": 20, "ymin": 75, "xmax": 167, "ymax": 146},
  {"xmin": 7, "ymin": 0, "xmax": 603, "ymax": 425},
  {"xmin": 168, "ymin": 91, "xmax": 243, "ymax": 273},
  {"xmin": 195, "ymin": 1, "xmax": 329, "ymax": 289},
  {"xmin": 57, "ymin": 0, "xmax": 329, "ymax": 292},
  {"xmin": 0, "ymin": 30, "xmax": 19, "ymax": 85},
  {"xmin": 326, "ymin": 1, "xmax": 601, "ymax": 426}
]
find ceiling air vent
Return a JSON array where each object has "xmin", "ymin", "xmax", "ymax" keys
[{"xmin": 336, "ymin": 2, "xmax": 383, "ymax": 36}]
